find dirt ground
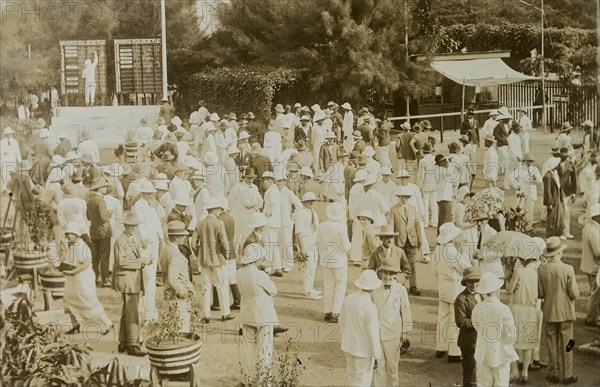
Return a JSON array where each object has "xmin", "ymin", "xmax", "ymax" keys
[{"xmin": 5, "ymin": 129, "xmax": 600, "ymax": 386}]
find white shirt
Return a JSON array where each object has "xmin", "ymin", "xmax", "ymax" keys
[
  {"xmin": 375, "ymin": 180, "xmax": 396, "ymax": 209},
  {"xmin": 509, "ymin": 163, "xmax": 542, "ymax": 200},
  {"xmin": 228, "ymin": 183, "xmax": 263, "ymax": 220},
  {"xmin": 0, "ymin": 137, "xmax": 22, "ymax": 164},
  {"xmin": 483, "ymin": 147, "xmax": 499, "ymax": 182},
  {"xmin": 176, "ymin": 141, "xmax": 191, "ymax": 163},
  {"xmin": 432, "ymin": 243, "xmax": 471, "ymax": 303},
  {"xmin": 340, "ymin": 291, "xmax": 382, "ymax": 359},
  {"xmin": 263, "ymin": 131, "xmax": 282, "ymax": 162},
  {"xmin": 57, "ymin": 197, "xmax": 89, "ymax": 235},
  {"xmin": 198, "ymin": 106, "xmax": 209, "ymax": 123},
  {"xmin": 132, "ymin": 197, "xmax": 164, "ymax": 244},
  {"xmin": 194, "ymin": 187, "xmax": 211, "ymax": 221},
  {"xmin": 348, "ymin": 183, "xmax": 365, "ymax": 220},
  {"xmin": 263, "ymin": 185, "xmax": 282, "ymax": 228},
  {"xmin": 365, "ymin": 158, "xmax": 381, "ymax": 178},
  {"xmin": 436, "ymin": 166, "xmax": 457, "ymax": 202},
  {"xmin": 362, "ymin": 189, "xmax": 387, "ymax": 227},
  {"xmin": 517, "ymin": 114, "xmax": 532, "ymax": 132},
  {"xmin": 418, "ymin": 154, "xmax": 437, "ymax": 192},
  {"xmin": 317, "ymin": 219, "xmax": 351, "ymax": 269},
  {"xmin": 396, "ymin": 182, "xmax": 426, "ymax": 214},
  {"xmin": 507, "ymin": 132, "xmax": 522, "ymax": 164},
  {"xmin": 169, "ymin": 175, "xmax": 193, "ymax": 203},
  {"xmin": 279, "ymin": 186, "xmax": 303, "ymax": 227},
  {"xmin": 294, "ymin": 207, "xmax": 319, "ymax": 238},
  {"xmin": 481, "ymin": 117, "xmax": 498, "ymax": 138},
  {"xmin": 277, "ymin": 112, "xmax": 295, "ymax": 129},
  {"xmin": 237, "ymin": 264, "xmax": 279, "ymax": 326},
  {"xmin": 77, "ymin": 139, "xmax": 100, "ymax": 163},
  {"xmin": 104, "ymin": 194, "xmax": 123, "ymax": 240}
]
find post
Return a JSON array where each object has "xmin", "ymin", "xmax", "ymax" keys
[
  {"xmin": 160, "ymin": 0, "xmax": 168, "ymax": 102},
  {"xmin": 541, "ymin": 0, "xmax": 546, "ymax": 133},
  {"xmin": 461, "ymin": 77, "xmax": 466, "ymax": 122},
  {"xmin": 404, "ymin": 0, "xmax": 410, "ymax": 121}
]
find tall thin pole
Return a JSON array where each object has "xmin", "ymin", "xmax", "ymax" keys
[
  {"xmin": 404, "ymin": 0, "xmax": 410, "ymax": 121},
  {"xmin": 160, "ymin": 0, "xmax": 168, "ymax": 102},
  {"xmin": 541, "ymin": 0, "xmax": 546, "ymax": 133},
  {"xmin": 461, "ymin": 78, "xmax": 466, "ymax": 121}
]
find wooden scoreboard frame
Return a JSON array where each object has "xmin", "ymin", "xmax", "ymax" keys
[
  {"xmin": 59, "ymin": 40, "xmax": 108, "ymax": 105},
  {"xmin": 114, "ymin": 38, "xmax": 163, "ymax": 104}
]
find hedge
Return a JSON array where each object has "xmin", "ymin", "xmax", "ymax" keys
[{"xmin": 183, "ymin": 66, "xmax": 303, "ymax": 123}]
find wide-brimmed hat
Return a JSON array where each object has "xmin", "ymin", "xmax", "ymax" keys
[
  {"xmin": 376, "ymin": 224, "xmax": 398, "ymax": 237},
  {"xmin": 172, "ymin": 194, "xmax": 192, "ymax": 206},
  {"xmin": 378, "ymin": 259, "xmax": 400, "ymax": 274},
  {"xmin": 497, "ymin": 112, "xmax": 513, "ymax": 120},
  {"xmin": 476, "ymin": 272, "xmax": 504, "ymax": 294},
  {"xmin": 61, "ymin": 184, "xmax": 77, "ymax": 198},
  {"xmin": 522, "ymin": 152, "xmax": 535, "ymax": 162},
  {"xmin": 167, "ymin": 221, "xmax": 189, "ymax": 236},
  {"xmin": 275, "ymin": 104, "xmax": 284, "ymax": 113},
  {"xmin": 357, "ymin": 154, "xmax": 368, "ymax": 165},
  {"xmin": 341, "ymin": 102, "xmax": 352, "ymax": 110},
  {"xmin": 488, "ymin": 109, "xmax": 499, "ymax": 116},
  {"xmin": 227, "ymin": 146, "xmax": 240, "ymax": 155},
  {"xmin": 363, "ymin": 174, "xmax": 377, "ymax": 187},
  {"xmin": 123, "ymin": 212, "xmax": 141, "ymax": 225},
  {"xmin": 274, "ymin": 168, "xmax": 287, "ymax": 181},
  {"xmin": 296, "ymin": 139, "xmax": 308, "ymax": 151},
  {"xmin": 64, "ymin": 222, "xmax": 82, "ymax": 236},
  {"xmin": 422, "ymin": 143, "xmax": 432, "ymax": 153},
  {"xmin": 582, "ymin": 119, "xmax": 594, "ymax": 128},
  {"xmin": 338, "ymin": 149, "xmax": 349, "ymax": 158},
  {"xmin": 247, "ymin": 112, "xmax": 255, "ymax": 119},
  {"xmin": 240, "ymin": 243, "xmax": 267, "ymax": 265},
  {"xmin": 448, "ymin": 142, "xmax": 460, "ymax": 153},
  {"xmin": 559, "ymin": 147, "xmax": 569, "ymax": 157},
  {"xmin": 205, "ymin": 197, "xmax": 224, "ymax": 211},
  {"xmin": 300, "ymin": 166, "xmax": 314, "ymax": 178},
  {"xmin": 437, "ymin": 222, "xmax": 462, "ymax": 245},
  {"xmin": 251, "ymin": 142, "xmax": 262, "ymax": 155},
  {"xmin": 354, "ymin": 269, "xmax": 382, "ymax": 291},
  {"xmin": 299, "ymin": 115, "xmax": 311, "ymax": 122},
  {"xmin": 325, "ymin": 131, "xmax": 337, "ymax": 140},
  {"xmin": 362, "ymin": 146, "xmax": 376, "ymax": 157},
  {"xmin": 3, "ymin": 127, "xmax": 14, "ymax": 135},
  {"xmin": 397, "ymin": 169, "xmax": 411, "ymax": 178},
  {"xmin": 466, "ymin": 108, "xmax": 475, "ymax": 116},
  {"xmin": 560, "ymin": 122, "xmax": 573, "ymax": 132},
  {"xmin": 461, "ymin": 266, "xmax": 481, "ymax": 286},
  {"xmin": 357, "ymin": 209, "xmax": 375, "ymax": 223},
  {"xmin": 209, "ymin": 112, "xmax": 220, "ymax": 121},
  {"xmin": 399, "ymin": 121, "xmax": 411, "ymax": 131},
  {"xmin": 171, "ymin": 116, "xmax": 183, "ymax": 126},
  {"xmin": 457, "ymin": 186, "xmax": 471, "ymax": 201},
  {"xmin": 140, "ymin": 180, "xmax": 157, "ymax": 193},
  {"xmin": 396, "ymin": 186, "xmax": 412, "ymax": 197},
  {"xmin": 219, "ymin": 119, "xmax": 229, "ymax": 129},
  {"xmin": 238, "ymin": 131, "xmax": 251, "ymax": 141},
  {"xmin": 435, "ymin": 154, "xmax": 447, "ymax": 166},
  {"xmin": 516, "ymin": 107, "xmax": 527, "ymax": 113},
  {"xmin": 293, "ymin": 102, "xmax": 302, "ymax": 109},
  {"xmin": 543, "ymin": 236, "xmax": 566, "ymax": 257},
  {"xmin": 174, "ymin": 131, "xmax": 185, "ymax": 139},
  {"xmin": 229, "ymin": 113, "xmax": 237, "ymax": 120},
  {"xmin": 174, "ymin": 163, "xmax": 191, "ymax": 173},
  {"xmin": 458, "ymin": 134, "xmax": 470, "ymax": 144},
  {"xmin": 262, "ymin": 171, "xmax": 275, "ymax": 180},
  {"xmin": 313, "ymin": 111, "xmax": 326, "ymax": 122},
  {"xmin": 421, "ymin": 120, "xmax": 432, "ymax": 129},
  {"xmin": 353, "ymin": 170, "xmax": 367, "ymax": 182},
  {"xmin": 50, "ymin": 155, "xmax": 66, "ymax": 168},
  {"xmin": 311, "ymin": 104, "xmax": 321, "ymax": 112},
  {"xmin": 156, "ymin": 116, "xmax": 166, "ymax": 125},
  {"xmin": 153, "ymin": 179, "xmax": 169, "ymax": 191},
  {"xmin": 380, "ymin": 167, "xmax": 392, "ymax": 176},
  {"xmin": 103, "ymin": 162, "xmax": 124, "ymax": 177},
  {"xmin": 90, "ymin": 178, "xmax": 110, "ymax": 191},
  {"xmin": 250, "ymin": 212, "xmax": 268, "ymax": 228},
  {"xmin": 241, "ymin": 168, "xmax": 257, "ymax": 179},
  {"xmin": 326, "ymin": 202, "xmax": 345, "ymax": 222},
  {"xmin": 301, "ymin": 192, "xmax": 318, "ymax": 202},
  {"xmin": 47, "ymin": 167, "xmax": 64, "ymax": 183},
  {"xmin": 352, "ymin": 130, "xmax": 363, "ymax": 139},
  {"xmin": 484, "ymin": 134, "xmax": 496, "ymax": 143}
]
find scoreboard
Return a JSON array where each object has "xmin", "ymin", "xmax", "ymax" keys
[
  {"xmin": 114, "ymin": 38, "xmax": 163, "ymax": 94},
  {"xmin": 59, "ymin": 40, "xmax": 108, "ymax": 96}
]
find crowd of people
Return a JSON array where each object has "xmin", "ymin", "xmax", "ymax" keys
[{"xmin": 1, "ymin": 96, "xmax": 599, "ymax": 386}]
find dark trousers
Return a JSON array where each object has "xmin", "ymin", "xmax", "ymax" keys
[
  {"xmin": 437, "ymin": 200, "xmax": 452, "ymax": 234},
  {"xmin": 461, "ymin": 348, "xmax": 477, "ymax": 387},
  {"xmin": 404, "ymin": 242, "xmax": 418, "ymax": 289},
  {"xmin": 91, "ymin": 238, "xmax": 111, "ymax": 281},
  {"xmin": 119, "ymin": 293, "xmax": 140, "ymax": 346}
]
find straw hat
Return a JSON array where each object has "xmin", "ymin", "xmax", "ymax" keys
[
  {"xmin": 313, "ymin": 111, "xmax": 326, "ymax": 122},
  {"xmin": 421, "ymin": 120, "xmax": 432, "ymax": 129},
  {"xmin": 249, "ymin": 212, "xmax": 268, "ymax": 229},
  {"xmin": 61, "ymin": 184, "xmax": 77, "ymax": 198},
  {"xmin": 47, "ymin": 167, "xmax": 65, "ymax": 183},
  {"xmin": 275, "ymin": 104, "xmax": 284, "ymax": 113},
  {"xmin": 376, "ymin": 224, "xmax": 398, "ymax": 237},
  {"xmin": 396, "ymin": 186, "xmax": 412, "ymax": 197},
  {"xmin": 489, "ymin": 109, "xmax": 500, "ymax": 116},
  {"xmin": 300, "ymin": 166, "xmax": 314, "ymax": 178},
  {"xmin": 437, "ymin": 222, "xmax": 462, "ymax": 245},
  {"xmin": 352, "ymin": 130, "xmax": 363, "ymax": 139},
  {"xmin": 326, "ymin": 202, "xmax": 345, "ymax": 222},
  {"xmin": 240, "ymin": 243, "xmax": 267, "ymax": 265},
  {"xmin": 293, "ymin": 103, "xmax": 302, "ymax": 109},
  {"xmin": 461, "ymin": 266, "xmax": 481, "ymax": 286},
  {"xmin": 227, "ymin": 146, "xmax": 240, "ymax": 155},
  {"xmin": 397, "ymin": 169, "xmax": 411, "ymax": 178},
  {"xmin": 325, "ymin": 131, "xmax": 337, "ymax": 140},
  {"xmin": 65, "ymin": 151, "xmax": 79, "ymax": 161},
  {"xmin": 242, "ymin": 168, "xmax": 257, "ymax": 179},
  {"xmin": 543, "ymin": 236, "xmax": 566, "ymax": 257},
  {"xmin": 362, "ymin": 146, "xmax": 376, "ymax": 157},
  {"xmin": 153, "ymin": 180, "xmax": 169, "ymax": 191},
  {"xmin": 516, "ymin": 107, "xmax": 527, "ymax": 113},
  {"xmin": 356, "ymin": 209, "xmax": 375, "ymax": 223},
  {"xmin": 251, "ymin": 142, "xmax": 262, "ymax": 155},
  {"xmin": 167, "ymin": 221, "xmax": 189, "ymax": 236},
  {"xmin": 206, "ymin": 197, "xmax": 224, "ymax": 211},
  {"xmin": 140, "ymin": 180, "xmax": 157, "ymax": 194},
  {"xmin": 522, "ymin": 153, "xmax": 535, "ymax": 162},
  {"xmin": 484, "ymin": 134, "xmax": 496, "ymax": 143},
  {"xmin": 363, "ymin": 174, "xmax": 377, "ymax": 187},
  {"xmin": 171, "ymin": 116, "xmax": 183, "ymax": 126},
  {"xmin": 311, "ymin": 104, "xmax": 321, "ymax": 112},
  {"xmin": 89, "ymin": 178, "xmax": 110, "ymax": 191},
  {"xmin": 341, "ymin": 102, "xmax": 352, "ymax": 110},
  {"xmin": 238, "ymin": 131, "xmax": 251, "ymax": 141},
  {"xmin": 262, "ymin": 171, "xmax": 275, "ymax": 180},
  {"xmin": 560, "ymin": 122, "xmax": 573, "ymax": 133},
  {"xmin": 123, "ymin": 212, "xmax": 141, "ymax": 225},
  {"xmin": 247, "ymin": 112, "xmax": 255, "ymax": 119},
  {"xmin": 3, "ymin": 127, "xmax": 14, "ymax": 135},
  {"xmin": 476, "ymin": 272, "xmax": 504, "ymax": 294},
  {"xmin": 380, "ymin": 167, "xmax": 392, "ymax": 176},
  {"xmin": 229, "ymin": 113, "xmax": 237, "ymax": 120},
  {"xmin": 399, "ymin": 122, "xmax": 411, "ymax": 131},
  {"xmin": 435, "ymin": 154, "xmax": 447, "ymax": 166},
  {"xmin": 422, "ymin": 143, "xmax": 432, "ymax": 153},
  {"xmin": 50, "ymin": 155, "xmax": 66, "ymax": 168},
  {"xmin": 190, "ymin": 170, "xmax": 206, "ymax": 181},
  {"xmin": 301, "ymin": 192, "xmax": 318, "ymax": 202},
  {"xmin": 582, "ymin": 119, "xmax": 594, "ymax": 128},
  {"xmin": 354, "ymin": 269, "xmax": 382, "ymax": 291}
]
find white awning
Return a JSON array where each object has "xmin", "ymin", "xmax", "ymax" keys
[{"xmin": 430, "ymin": 58, "xmax": 537, "ymax": 87}]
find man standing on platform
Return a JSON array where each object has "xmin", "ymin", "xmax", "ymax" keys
[{"xmin": 81, "ymin": 50, "xmax": 98, "ymax": 107}]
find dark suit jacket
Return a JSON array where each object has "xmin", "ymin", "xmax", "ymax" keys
[
  {"xmin": 455, "ymin": 288, "xmax": 478, "ymax": 351},
  {"xmin": 319, "ymin": 143, "xmax": 339, "ymax": 172},
  {"xmin": 252, "ymin": 155, "xmax": 273, "ymax": 187},
  {"xmin": 219, "ymin": 212, "xmax": 236, "ymax": 260},
  {"xmin": 368, "ymin": 245, "xmax": 411, "ymax": 278},
  {"xmin": 54, "ymin": 139, "xmax": 73, "ymax": 157},
  {"xmin": 387, "ymin": 203, "xmax": 421, "ymax": 248},
  {"xmin": 243, "ymin": 231, "xmax": 265, "ymax": 249},
  {"xmin": 294, "ymin": 125, "xmax": 310, "ymax": 144},
  {"xmin": 460, "ymin": 118, "xmax": 480, "ymax": 144},
  {"xmin": 86, "ymin": 193, "xmax": 112, "ymax": 240},
  {"xmin": 558, "ymin": 160, "xmax": 577, "ymax": 197},
  {"xmin": 112, "ymin": 232, "xmax": 143, "ymax": 293},
  {"xmin": 82, "ymin": 165, "xmax": 102, "ymax": 188},
  {"xmin": 168, "ymin": 208, "xmax": 192, "ymax": 229},
  {"xmin": 191, "ymin": 215, "xmax": 228, "ymax": 268}
]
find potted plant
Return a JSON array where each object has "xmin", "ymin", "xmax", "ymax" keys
[
  {"xmin": 123, "ymin": 129, "xmax": 138, "ymax": 163},
  {"xmin": 146, "ymin": 300, "xmax": 203, "ymax": 383},
  {"xmin": 12, "ymin": 198, "xmax": 53, "ymax": 279},
  {"xmin": 38, "ymin": 242, "xmax": 66, "ymax": 307}
]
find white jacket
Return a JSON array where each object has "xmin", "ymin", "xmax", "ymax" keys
[
  {"xmin": 132, "ymin": 197, "xmax": 164, "ymax": 243},
  {"xmin": 432, "ymin": 243, "xmax": 471, "ymax": 303},
  {"xmin": 340, "ymin": 291, "xmax": 382, "ymax": 359},
  {"xmin": 483, "ymin": 147, "xmax": 499, "ymax": 182},
  {"xmin": 263, "ymin": 185, "xmax": 282, "ymax": 228},
  {"xmin": 317, "ymin": 220, "xmax": 351, "ymax": 269},
  {"xmin": 279, "ymin": 186, "xmax": 302, "ymax": 227},
  {"xmin": 237, "ymin": 265, "xmax": 279, "ymax": 326},
  {"xmin": 373, "ymin": 282, "xmax": 413, "ymax": 341},
  {"xmin": 228, "ymin": 183, "xmax": 263, "ymax": 220},
  {"xmin": 418, "ymin": 153, "xmax": 437, "ymax": 192}
]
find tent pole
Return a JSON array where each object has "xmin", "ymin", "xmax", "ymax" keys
[{"xmin": 461, "ymin": 77, "xmax": 465, "ymax": 122}]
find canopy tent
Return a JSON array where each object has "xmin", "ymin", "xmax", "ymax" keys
[{"xmin": 430, "ymin": 58, "xmax": 537, "ymax": 86}]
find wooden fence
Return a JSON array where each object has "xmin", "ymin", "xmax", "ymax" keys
[{"xmin": 499, "ymin": 81, "xmax": 598, "ymax": 131}]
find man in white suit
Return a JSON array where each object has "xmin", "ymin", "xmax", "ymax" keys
[
  {"xmin": 132, "ymin": 181, "xmax": 165, "ymax": 324},
  {"xmin": 275, "ymin": 169, "xmax": 303, "ymax": 272},
  {"xmin": 340, "ymin": 269, "xmax": 382, "ymax": 387},
  {"xmin": 228, "ymin": 168, "xmax": 263, "ymax": 256},
  {"xmin": 262, "ymin": 171, "xmax": 284, "ymax": 277},
  {"xmin": 1, "ymin": 127, "xmax": 22, "ymax": 190}
]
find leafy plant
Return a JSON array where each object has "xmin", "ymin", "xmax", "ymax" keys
[
  {"xmin": 505, "ymin": 195, "xmax": 533, "ymax": 235},
  {"xmin": 146, "ymin": 300, "xmax": 184, "ymax": 345},
  {"xmin": 21, "ymin": 198, "xmax": 54, "ymax": 252},
  {"xmin": 241, "ymin": 338, "xmax": 304, "ymax": 387}
]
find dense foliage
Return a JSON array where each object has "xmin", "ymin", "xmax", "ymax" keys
[{"xmin": 184, "ymin": 66, "xmax": 303, "ymax": 122}]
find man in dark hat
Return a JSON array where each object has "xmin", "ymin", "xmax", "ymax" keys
[
  {"xmin": 557, "ymin": 147, "xmax": 577, "ymax": 239},
  {"xmin": 86, "ymin": 178, "xmax": 113, "ymax": 287},
  {"xmin": 455, "ymin": 266, "xmax": 482, "ymax": 387},
  {"xmin": 555, "ymin": 122, "xmax": 574, "ymax": 158},
  {"xmin": 159, "ymin": 97, "xmax": 174, "ymax": 125},
  {"xmin": 460, "ymin": 108, "xmax": 479, "ymax": 145}
]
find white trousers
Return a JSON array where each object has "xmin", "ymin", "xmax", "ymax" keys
[
  {"xmin": 139, "ymin": 240, "xmax": 159, "ymax": 322},
  {"xmin": 377, "ymin": 145, "xmax": 392, "ymax": 169},
  {"xmin": 562, "ymin": 200, "xmax": 571, "ymax": 235},
  {"xmin": 422, "ymin": 191, "xmax": 438, "ymax": 227},
  {"xmin": 241, "ymin": 325, "xmax": 274, "ymax": 386},
  {"xmin": 375, "ymin": 339, "xmax": 401, "ymax": 387},
  {"xmin": 351, "ymin": 220, "xmax": 363, "ymax": 264},
  {"xmin": 323, "ymin": 266, "xmax": 347, "ymax": 314},
  {"xmin": 476, "ymin": 362, "xmax": 510, "ymax": 387},
  {"xmin": 234, "ymin": 219, "xmax": 254, "ymax": 257},
  {"xmin": 178, "ymin": 299, "xmax": 191, "ymax": 333},
  {"xmin": 520, "ymin": 131, "xmax": 530, "ymax": 155},
  {"xmin": 301, "ymin": 234, "xmax": 318, "ymax": 294},
  {"xmin": 435, "ymin": 300, "xmax": 461, "ymax": 357},
  {"xmin": 201, "ymin": 265, "xmax": 230, "ymax": 318},
  {"xmin": 84, "ymin": 83, "xmax": 96, "ymax": 105},
  {"xmin": 497, "ymin": 146, "xmax": 509, "ymax": 176},
  {"xmin": 226, "ymin": 259, "xmax": 237, "ymax": 284},
  {"xmin": 344, "ymin": 353, "xmax": 375, "ymax": 387},
  {"xmin": 265, "ymin": 226, "xmax": 282, "ymax": 270},
  {"xmin": 278, "ymin": 225, "xmax": 294, "ymax": 270}
]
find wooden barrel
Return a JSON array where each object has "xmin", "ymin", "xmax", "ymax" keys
[
  {"xmin": 39, "ymin": 269, "xmax": 66, "ymax": 298},
  {"xmin": 0, "ymin": 227, "xmax": 13, "ymax": 254},
  {"xmin": 146, "ymin": 334, "xmax": 202, "ymax": 376},
  {"xmin": 13, "ymin": 250, "xmax": 48, "ymax": 276},
  {"xmin": 124, "ymin": 143, "xmax": 138, "ymax": 163}
]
